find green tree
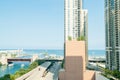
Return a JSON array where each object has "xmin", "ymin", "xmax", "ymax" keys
[
  {"xmin": 0, "ymin": 62, "xmax": 2, "ymax": 66},
  {"xmin": 61, "ymin": 60, "xmax": 64, "ymax": 68},
  {"xmin": 77, "ymin": 37, "xmax": 81, "ymax": 41},
  {"xmin": 77, "ymin": 36, "xmax": 85, "ymax": 41},
  {"xmin": 68, "ymin": 36, "xmax": 72, "ymax": 41},
  {"xmin": 10, "ymin": 75, "xmax": 15, "ymax": 80},
  {"xmin": 2, "ymin": 74, "xmax": 11, "ymax": 80},
  {"xmin": 112, "ymin": 70, "xmax": 120, "ymax": 79},
  {"xmin": 80, "ymin": 36, "xmax": 85, "ymax": 40}
]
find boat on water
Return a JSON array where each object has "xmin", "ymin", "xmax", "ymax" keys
[
  {"xmin": 8, "ymin": 63, "xmax": 14, "ymax": 67},
  {"xmin": 21, "ymin": 64, "xmax": 25, "ymax": 67}
]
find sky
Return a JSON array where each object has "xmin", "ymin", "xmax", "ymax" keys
[{"xmin": 0, "ymin": 0, "xmax": 104, "ymax": 50}]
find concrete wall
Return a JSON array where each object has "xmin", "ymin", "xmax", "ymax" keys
[
  {"xmin": 65, "ymin": 41, "xmax": 86, "ymax": 71},
  {"xmin": 65, "ymin": 56, "xmax": 83, "ymax": 80},
  {"xmin": 59, "ymin": 41, "xmax": 95, "ymax": 80}
]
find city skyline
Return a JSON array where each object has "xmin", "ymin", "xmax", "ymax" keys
[{"xmin": 0, "ymin": 0, "xmax": 104, "ymax": 50}]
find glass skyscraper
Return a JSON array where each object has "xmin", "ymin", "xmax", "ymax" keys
[{"xmin": 105, "ymin": 0, "xmax": 120, "ymax": 70}]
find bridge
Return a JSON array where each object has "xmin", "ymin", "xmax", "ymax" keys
[
  {"xmin": 7, "ymin": 58, "xmax": 31, "ymax": 62},
  {"xmin": 38, "ymin": 59, "xmax": 63, "ymax": 62},
  {"xmin": 88, "ymin": 58, "xmax": 106, "ymax": 63},
  {"xmin": 7, "ymin": 58, "xmax": 63, "ymax": 64},
  {"xmin": 7, "ymin": 57, "xmax": 105, "ymax": 63},
  {"xmin": 6, "ymin": 55, "xmax": 39, "ymax": 64}
]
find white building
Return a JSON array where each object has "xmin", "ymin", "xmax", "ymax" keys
[
  {"xmin": 64, "ymin": 0, "xmax": 88, "ymax": 41},
  {"xmin": 64, "ymin": 0, "xmax": 88, "ymax": 64},
  {"xmin": 105, "ymin": 0, "xmax": 120, "ymax": 71}
]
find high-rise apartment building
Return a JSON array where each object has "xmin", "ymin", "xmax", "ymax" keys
[
  {"xmin": 105, "ymin": 0, "xmax": 120, "ymax": 70},
  {"xmin": 64, "ymin": 0, "xmax": 88, "ymax": 64},
  {"xmin": 65, "ymin": 0, "xmax": 88, "ymax": 41}
]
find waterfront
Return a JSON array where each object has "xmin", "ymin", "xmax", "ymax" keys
[
  {"xmin": 23, "ymin": 49, "xmax": 105, "ymax": 58},
  {"xmin": 0, "ymin": 49, "xmax": 105, "ymax": 57},
  {"xmin": 0, "ymin": 49, "xmax": 105, "ymax": 77},
  {"xmin": 20, "ymin": 49, "xmax": 106, "ymax": 58},
  {"xmin": 0, "ymin": 61, "xmax": 30, "ymax": 77}
]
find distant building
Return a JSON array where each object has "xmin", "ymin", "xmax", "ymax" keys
[
  {"xmin": 105, "ymin": 0, "xmax": 120, "ymax": 70},
  {"xmin": 65, "ymin": 0, "xmax": 88, "ymax": 41},
  {"xmin": 64, "ymin": 0, "xmax": 88, "ymax": 66}
]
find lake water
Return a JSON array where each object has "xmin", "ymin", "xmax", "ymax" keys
[
  {"xmin": 22, "ymin": 49, "xmax": 106, "ymax": 59},
  {"xmin": 0, "ymin": 62, "xmax": 30, "ymax": 77},
  {"xmin": 0, "ymin": 49, "xmax": 105, "ymax": 77}
]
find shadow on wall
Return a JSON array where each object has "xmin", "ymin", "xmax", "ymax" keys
[
  {"xmin": 59, "ymin": 56, "xmax": 83, "ymax": 80},
  {"xmin": 59, "ymin": 56, "xmax": 95, "ymax": 80}
]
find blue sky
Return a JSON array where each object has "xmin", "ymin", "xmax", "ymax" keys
[{"xmin": 0, "ymin": 0, "xmax": 104, "ymax": 50}]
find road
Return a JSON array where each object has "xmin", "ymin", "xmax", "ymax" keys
[
  {"xmin": 25, "ymin": 62, "xmax": 51, "ymax": 80},
  {"xmin": 42, "ymin": 62, "xmax": 61, "ymax": 80},
  {"xmin": 16, "ymin": 62, "xmax": 51, "ymax": 80},
  {"xmin": 16, "ymin": 62, "xmax": 61, "ymax": 80}
]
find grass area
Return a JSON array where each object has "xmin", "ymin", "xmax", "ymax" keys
[{"xmin": 0, "ymin": 60, "xmax": 45, "ymax": 80}]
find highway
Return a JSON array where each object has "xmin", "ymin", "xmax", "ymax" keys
[
  {"xmin": 16, "ymin": 62, "xmax": 61, "ymax": 80},
  {"xmin": 25, "ymin": 62, "xmax": 51, "ymax": 80},
  {"xmin": 42, "ymin": 62, "xmax": 61, "ymax": 80},
  {"xmin": 16, "ymin": 62, "xmax": 51, "ymax": 80}
]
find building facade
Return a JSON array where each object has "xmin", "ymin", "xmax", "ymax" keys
[
  {"xmin": 64, "ymin": 0, "xmax": 88, "ymax": 41},
  {"xmin": 59, "ymin": 0, "xmax": 96, "ymax": 80},
  {"xmin": 59, "ymin": 41, "xmax": 95, "ymax": 80},
  {"xmin": 105, "ymin": 0, "xmax": 120, "ymax": 70},
  {"xmin": 64, "ymin": 0, "xmax": 88, "ymax": 65}
]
